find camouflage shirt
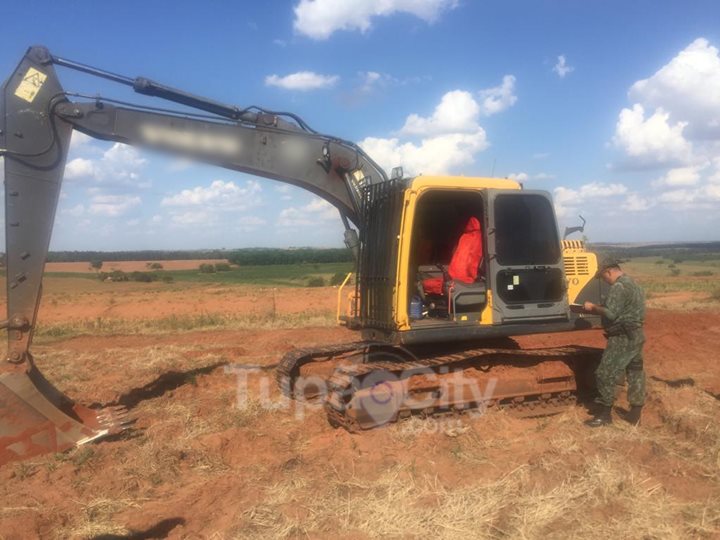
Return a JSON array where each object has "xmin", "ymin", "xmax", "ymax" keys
[{"xmin": 601, "ymin": 274, "xmax": 645, "ymax": 330}]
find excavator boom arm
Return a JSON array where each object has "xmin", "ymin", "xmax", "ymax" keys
[
  {"xmin": 0, "ymin": 46, "xmax": 386, "ymax": 463},
  {"xmin": 1, "ymin": 45, "xmax": 386, "ymax": 365}
]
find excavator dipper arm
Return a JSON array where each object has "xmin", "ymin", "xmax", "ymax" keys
[{"xmin": 0, "ymin": 46, "xmax": 386, "ymax": 464}]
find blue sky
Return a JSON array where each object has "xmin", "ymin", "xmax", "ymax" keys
[{"xmin": 2, "ymin": 0, "xmax": 720, "ymax": 249}]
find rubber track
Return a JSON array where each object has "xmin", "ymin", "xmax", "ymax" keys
[
  {"xmin": 275, "ymin": 341, "xmax": 367, "ymax": 398},
  {"xmin": 324, "ymin": 345, "xmax": 601, "ymax": 431}
]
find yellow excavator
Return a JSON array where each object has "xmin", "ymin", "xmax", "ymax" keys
[{"xmin": 0, "ymin": 46, "xmax": 605, "ymax": 464}]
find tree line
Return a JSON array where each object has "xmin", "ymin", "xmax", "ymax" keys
[
  {"xmin": 591, "ymin": 241, "xmax": 720, "ymax": 261},
  {"xmin": 36, "ymin": 248, "xmax": 353, "ymax": 266}
]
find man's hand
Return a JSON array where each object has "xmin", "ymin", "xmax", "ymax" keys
[{"xmin": 583, "ymin": 301, "xmax": 597, "ymax": 313}]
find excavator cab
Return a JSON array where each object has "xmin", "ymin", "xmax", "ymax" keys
[{"xmin": 353, "ymin": 177, "xmax": 579, "ymax": 345}]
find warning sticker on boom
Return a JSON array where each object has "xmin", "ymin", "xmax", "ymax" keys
[{"xmin": 14, "ymin": 67, "xmax": 47, "ymax": 103}]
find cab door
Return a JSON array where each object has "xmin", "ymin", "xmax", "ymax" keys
[{"xmin": 485, "ymin": 190, "xmax": 569, "ymax": 323}]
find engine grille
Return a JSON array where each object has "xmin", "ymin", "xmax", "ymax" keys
[{"xmin": 563, "ymin": 255, "xmax": 590, "ymax": 276}]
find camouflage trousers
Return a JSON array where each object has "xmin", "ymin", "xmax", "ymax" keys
[{"xmin": 595, "ymin": 332, "xmax": 646, "ymax": 407}]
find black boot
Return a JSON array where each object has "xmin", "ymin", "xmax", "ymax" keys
[
  {"xmin": 585, "ymin": 405, "xmax": 612, "ymax": 427},
  {"xmin": 624, "ymin": 405, "xmax": 642, "ymax": 426}
]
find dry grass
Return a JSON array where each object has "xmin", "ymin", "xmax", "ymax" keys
[
  {"xmin": 653, "ymin": 386, "xmax": 720, "ymax": 477},
  {"xmin": 4, "ymin": 294, "xmax": 719, "ymax": 539},
  {"xmin": 56, "ymin": 497, "xmax": 141, "ymax": 538},
  {"xmin": 229, "ymin": 383, "xmax": 720, "ymax": 539},
  {"xmin": 7, "ymin": 378, "xmax": 719, "ymax": 539},
  {"xmin": 233, "ymin": 452, "xmax": 718, "ymax": 539},
  {"xmin": 34, "ymin": 311, "xmax": 336, "ymax": 341}
]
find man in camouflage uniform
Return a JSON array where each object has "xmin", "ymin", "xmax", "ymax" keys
[{"xmin": 583, "ymin": 257, "xmax": 646, "ymax": 427}]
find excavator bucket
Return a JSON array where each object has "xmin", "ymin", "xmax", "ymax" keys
[
  {"xmin": 0, "ymin": 47, "xmax": 131, "ymax": 465},
  {"xmin": 0, "ymin": 360, "xmax": 131, "ymax": 465}
]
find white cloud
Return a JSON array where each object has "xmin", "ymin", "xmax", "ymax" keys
[
  {"xmin": 161, "ymin": 180, "xmax": 262, "ymax": 211},
  {"xmin": 400, "ymin": 90, "xmax": 480, "ymax": 136},
  {"xmin": 88, "ymin": 194, "xmax": 141, "ymax": 217},
  {"xmin": 65, "ymin": 158, "xmax": 97, "ymax": 180},
  {"xmin": 612, "ymin": 104, "xmax": 692, "ymax": 166},
  {"xmin": 652, "ymin": 165, "xmax": 705, "ymax": 187},
  {"xmin": 64, "ymin": 142, "xmax": 147, "ymax": 185},
  {"xmin": 274, "ymin": 184, "xmax": 294, "ymax": 201},
  {"xmin": 279, "ymin": 198, "xmax": 339, "ymax": 227},
  {"xmin": 629, "ymin": 38, "xmax": 720, "ymax": 140},
  {"xmin": 577, "ymin": 182, "xmax": 628, "ymax": 198},
  {"xmin": 361, "ymin": 86, "xmax": 503, "ymax": 175},
  {"xmin": 358, "ymin": 71, "xmax": 392, "ymax": 93},
  {"xmin": 653, "ymin": 181, "xmax": 720, "ymax": 210},
  {"xmin": 604, "ymin": 37, "xmax": 720, "ymax": 226},
  {"xmin": 705, "ymin": 184, "xmax": 720, "ymax": 199},
  {"xmin": 69, "ymin": 131, "xmax": 93, "ymax": 150},
  {"xmin": 553, "ymin": 182, "xmax": 627, "ymax": 218},
  {"xmin": 355, "ymin": 71, "xmax": 429, "ymax": 95},
  {"xmin": 611, "ymin": 37, "xmax": 720, "ymax": 176},
  {"xmin": 360, "ymin": 131, "xmax": 488, "ymax": 176},
  {"xmin": 553, "ymin": 55, "xmax": 574, "ymax": 78},
  {"xmin": 238, "ymin": 216, "xmax": 267, "ymax": 227},
  {"xmin": 657, "ymin": 188, "xmax": 697, "ymax": 206},
  {"xmin": 62, "ymin": 203, "xmax": 86, "ymax": 217},
  {"xmin": 399, "ymin": 78, "xmax": 515, "ymax": 136},
  {"xmin": 293, "ymin": 0, "xmax": 458, "ymax": 40},
  {"xmin": 709, "ymin": 157, "xmax": 720, "ymax": 183},
  {"xmin": 477, "ymin": 75, "xmax": 517, "ymax": 115},
  {"xmin": 103, "ymin": 143, "xmax": 146, "ymax": 172},
  {"xmin": 507, "ymin": 172, "xmax": 555, "ymax": 182},
  {"xmin": 362, "ymin": 71, "xmax": 382, "ymax": 89},
  {"xmin": 621, "ymin": 193, "xmax": 654, "ymax": 212},
  {"xmin": 265, "ymin": 71, "xmax": 339, "ymax": 91},
  {"xmin": 237, "ymin": 215, "xmax": 267, "ymax": 232},
  {"xmin": 170, "ymin": 210, "xmax": 211, "ymax": 226},
  {"xmin": 508, "ymin": 172, "xmax": 528, "ymax": 182}
]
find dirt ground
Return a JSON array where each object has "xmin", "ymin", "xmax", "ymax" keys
[
  {"xmin": 34, "ymin": 280, "xmax": 339, "ymax": 324},
  {"xmin": 0, "ymin": 286, "xmax": 719, "ymax": 538}
]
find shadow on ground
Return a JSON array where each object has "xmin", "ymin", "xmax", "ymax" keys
[
  {"xmin": 108, "ymin": 362, "xmax": 227, "ymax": 410},
  {"xmin": 92, "ymin": 517, "xmax": 185, "ymax": 539}
]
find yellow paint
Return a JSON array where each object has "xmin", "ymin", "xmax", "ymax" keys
[
  {"xmin": 14, "ymin": 67, "xmax": 47, "ymax": 103},
  {"xmin": 408, "ymin": 175, "xmax": 522, "ymax": 192},
  {"xmin": 336, "ymin": 272, "xmax": 354, "ymax": 324},
  {"xmin": 561, "ymin": 240, "xmax": 599, "ymax": 303},
  {"xmin": 394, "ymin": 176, "xmax": 520, "ymax": 330},
  {"xmin": 480, "ymin": 289, "xmax": 494, "ymax": 325}
]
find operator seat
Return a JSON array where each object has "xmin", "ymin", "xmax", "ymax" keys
[{"xmin": 423, "ymin": 216, "xmax": 483, "ymax": 293}]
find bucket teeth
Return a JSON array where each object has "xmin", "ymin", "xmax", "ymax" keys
[
  {"xmin": 1, "ymin": 372, "xmax": 138, "ymax": 464},
  {"xmin": 94, "ymin": 405, "xmax": 134, "ymax": 433}
]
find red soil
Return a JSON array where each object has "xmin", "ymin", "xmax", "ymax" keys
[{"xmin": 0, "ymin": 305, "xmax": 718, "ymax": 537}]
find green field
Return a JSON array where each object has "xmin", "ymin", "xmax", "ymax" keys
[
  {"xmin": 618, "ymin": 256, "xmax": 720, "ymax": 295},
  {"xmin": 8, "ymin": 251, "xmax": 720, "ymax": 300},
  {"xmin": 45, "ymin": 261, "xmax": 354, "ymax": 287}
]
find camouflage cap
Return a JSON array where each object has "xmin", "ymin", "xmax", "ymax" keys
[{"xmin": 595, "ymin": 256, "xmax": 623, "ymax": 277}]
